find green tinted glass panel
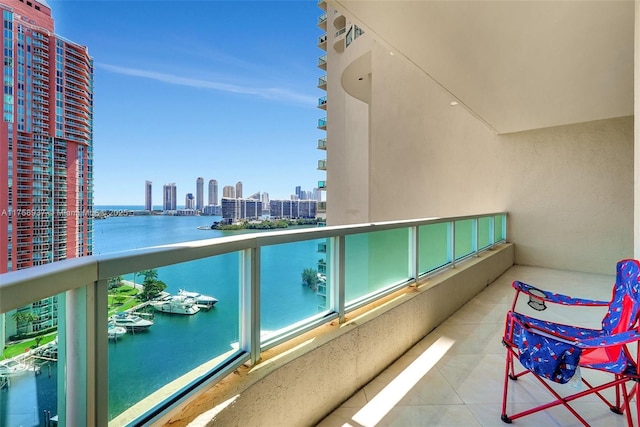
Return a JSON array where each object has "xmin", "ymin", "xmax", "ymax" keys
[
  {"xmin": 418, "ymin": 222, "xmax": 451, "ymax": 274},
  {"xmin": 261, "ymin": 239, "xmax": 330, "ymax": 331},
  {"xmin": 454, "ymin": 219, "xmax": 474, "ymax": 260},
  {"xmin": 345, "ymin": 229, "xmax": 409, "ymax": 304},
  {"xmin": 494, "ymin": 214, "xmax": 505, "ymax": 242},
  {"xmin": 108, "ymin": 253, "xmax": 240, "ymax": 422},
  {"xmin": 0, "ymin": 294, "xmax": 61, "ymax": 427},
  {"xmin": 478, "ymin": 217, "xmax": 491, "ymax": 250}
]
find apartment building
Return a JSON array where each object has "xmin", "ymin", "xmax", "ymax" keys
[{"xmin": 0, "ymin": 0, "xmax": 93, "ymax": 339}]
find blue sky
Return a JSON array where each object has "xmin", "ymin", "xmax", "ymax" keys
[{"xmin": 48, "ymin": 0, "xmax": 325, "ymax": 206}]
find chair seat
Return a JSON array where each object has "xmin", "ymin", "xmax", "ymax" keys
[{"xmin": 509, "ymin": 312, "xmax": 637, "ymax": 376}]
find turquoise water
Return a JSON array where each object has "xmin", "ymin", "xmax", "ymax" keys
[
  {"xmin": 2, "ymin": 208, "xmax": 500, "ymax": 425},
  {"xmin": 1, "ymin": 210, "xmax": 325, "ymax": 425},
  {"xmin": 94, "ymin": 212, "xmax": 324, "ymax": 420}
]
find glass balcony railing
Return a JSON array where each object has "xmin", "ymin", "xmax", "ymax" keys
[
  {"xmin": 318, "ymin": 54, "xmax": 327, "ymax": 70},
  {"xmin": 0, "ymin": 213, "xmax": 507, "ymax": 426},
  {"xmin": 318, "ymin": 33, "xmax": 327, "ymax": 49},
  {"xmin": 318, "ymin": 96, "xmax": 327, "ymax": 109},
  {"xmin": 317, "ymin": 117, "xmax": 327, "ymax": 130},
  {"xmin": 317, "ymin": 159, "xmax": 327, "ymax": 170},
  {"xmin": 317, "ymin": 138, "xmax": 326, "ymax": 150},
  {"xmin": 318, "ymin": 13, "xmax": 327, "ymax": 28},
  {"xmin": 318, "ymin": 75, "xmax": 327, "ymax": 89}
]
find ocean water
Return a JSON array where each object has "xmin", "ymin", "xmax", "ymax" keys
[
  {"xmin": 1, "ymin": 209, "xmax": 326, "ymax": 425},
  {"xmin": 93, "ymin": 211, "xmax": 324, "ymax": 420}
]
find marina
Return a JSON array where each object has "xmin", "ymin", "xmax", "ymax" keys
[
  {"xmin": 1, "ymin": 212, "xmax": 324, "ymax": 425},
  {"xmin": 149, "ymin": 294, "xmax": 201, "ymax": 315}
]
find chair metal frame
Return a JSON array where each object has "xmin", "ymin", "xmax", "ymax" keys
[{"xmin": 501, "ymin": 259, "xmax": 640, "ymax": 426}]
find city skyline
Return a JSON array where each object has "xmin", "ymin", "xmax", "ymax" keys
[
  {"xmin": 48, "ymin": 0, "xmax": 325, "ymax": 204},
  {"xmin": 142, "ymin": 178, "xmax": 319, "ymax": 210}
]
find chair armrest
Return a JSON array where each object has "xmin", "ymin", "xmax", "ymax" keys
[
  {"xmin": 577, "ymin": 330, "xmax": 640, "ymax": 348},
  {"xmin": 512, "ymin": 281, "xmax": 609, "ymax": 306}
]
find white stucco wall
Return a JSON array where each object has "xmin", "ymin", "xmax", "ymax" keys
[
  {"xmin": 330, "ymin": 39, "xmax": 633, "ymax": 275},
  {"xmin": 325, "ymin": 8, "xmax": 371, "ymax": 225}
]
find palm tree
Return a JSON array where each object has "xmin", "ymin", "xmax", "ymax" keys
[{"xmin": 140, "ymin": 269, "xmax": 158, "ymax": 285}]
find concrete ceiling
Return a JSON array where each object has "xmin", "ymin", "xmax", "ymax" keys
[{"xmin": 333, "ymin": 0, "xmax": 635, "ymax": 134}]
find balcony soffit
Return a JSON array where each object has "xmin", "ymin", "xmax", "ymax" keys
[{"xmin": 332, "ymin": 0, "xmax": 634, "ymax": 134}]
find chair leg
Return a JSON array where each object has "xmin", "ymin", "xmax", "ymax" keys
[{"xmin": 501, "ymin": 347, "xmax": 516, "ymax": 423}]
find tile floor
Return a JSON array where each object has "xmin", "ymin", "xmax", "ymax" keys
[{"xmin": 317, "ymin": 264, "xmax": 639, "ymax": 427}]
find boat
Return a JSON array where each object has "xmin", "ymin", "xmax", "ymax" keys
[
  {"xmin": 150, "ymin": 295, "xmax": 200, "ymax": 315},
  {"xmin": 110, "ymin": 312, "xmax": 154, "ymax": 331},
  {"xmin": 0, "ymin": 359, "xmax": 29, "ymax": 377},
  {"xmin": 177, "ymin": 289, "xmax": 218, "ymax": 309},
  {"xmin": 108, "ymin": 321, "xmax": 127, "ymax": 340}
]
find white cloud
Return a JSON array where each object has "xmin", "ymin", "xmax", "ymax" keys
[{"xmin": 97, "ymin": 62, "xmax": 316, "ymax": 106}]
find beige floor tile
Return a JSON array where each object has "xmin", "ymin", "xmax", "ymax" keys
[{"xmin": 315, "ymin": 265, "xmax": 638, "ymax": 427}]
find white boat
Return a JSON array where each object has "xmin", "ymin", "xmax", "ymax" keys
[
  {"xmin": 0, "ymin": 359, "xmax": 29, "ymax": 377},
  {"xmin": 110, "ymin": 312, "xmax": 154, "ymax": 331},
  {"xmin": 151, "ymin": 295, "xmax": 200, "ymax": 315},
  {"xmin": 177, "ymin": 289, "xmax": 218, "ymax": 308},
  {"xmin": 108, "ymin": 321, "xmax": 127, "ymax": 339}
]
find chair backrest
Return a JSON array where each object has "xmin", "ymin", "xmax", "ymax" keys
[{"xmin": 601, "ymin": 259, "xmax": 640, "ymax": 335}]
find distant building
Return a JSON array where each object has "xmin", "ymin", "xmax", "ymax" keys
[
  {"xmin": 235, "ymin": 181, "xmax": 243, "ymax": 199},
  {"xmin": 248, "ymin": 192, "xmax": 261, "ymax": 200},
  {"xmin": 185, "ymin": 193, "xmax": 195, "ymax": 210},
  {"xmin": 208, "ymin": 179, "xmax": 218, "ymax": 206},
  {"xmin": 270, "ymin": 200, "xmax": 317, "ymax": 219},
  {"xmin": 163, "ymin": 183, "xmax": 177, "ymax": 211},
  {"xmin": 223, "ymin": 185, "xmax": 236, "ymax": 198},
  {"xmin": 145, "ymin": 181, "xmax": 153, "ymax": 210},
  {"xmin": 196, "ymin": 177, "xmax": 204, "ymax": 211},
  {"xmin": 295, "ymin": 186, "xmax": 302, "ymax": 199},
  {"xmin": 203, "ymin": 205, "xmax": 222, "ymax": 216},
  {"xmin": 221, "ymin": 197, "xmax": 262, "ymax": 221},
  {"xmin": 261, "ymin": 192, "xmax": 270, "ymax": 215}
]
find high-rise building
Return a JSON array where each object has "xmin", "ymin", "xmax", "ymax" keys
[
  {"xmin": 316, "ymin": 6, "xmax": 329, "ymax": 218},
  {"xmin": 261, "ymin": 192, "xmax": 270, "ymax": 215},
  {"xmin": 222, "ymin": 185, "xmax": 235, "ymax": 199},
  {"xmin": 163, "ymin": 183, "xmax": 177, "ymax": 211},
  {"xmin": 221, "ymin": 197, "xmax": 262, "ymax": 221},
  {"xmin": 185, "ymin": 193, "xmax": 195, "ymax": 210},
  {"xmin": 145, "ymin": 181, "xmax": 153, "ymax": 211},
  {"xmin": 208, "ymin": 179, "xmax": 218, "ymax": 206},
  {"xmin": 196, "ymin": 177, "xmax": 204, "ymax": 211},
  {"xmin": 295, "ymin": 186, "xmax": 302, "ymax": 199},
  {"xmin": 269, "ymin": 200, "xmax": 317, "ymax": 219},
  {"xmin": 0, "ymin": 0, "xmax": 93, "ymax": 337},
  {"xmin": 235, "ymin": 181, "xmax": 243, "ymax": 199}
]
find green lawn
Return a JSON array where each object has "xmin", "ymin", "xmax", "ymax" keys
[
  {"xmin": 2, "ymin": 333, "xmax": 57, "ymax": 360},
  {"xmin": 2, "ymin": 285, "xmax": 143, "ymax": 359}
]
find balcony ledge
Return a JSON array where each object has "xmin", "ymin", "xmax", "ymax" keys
[{"xmin": 163, "ymin": 243, "xmax": 515, "ymax": 426}]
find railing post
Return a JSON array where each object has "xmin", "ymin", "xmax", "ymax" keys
[
  {"xmin": 473, "ymin": 218, "xmax": 479, "ymax": 257},
  {"xmin": 88, "ymin": 279, "xmax": 109, "ymax": 426},
  {"xmin": 502, "ymin": 214, "xmax": 508, "ymax": 242},
  {"xmin": 64, "ymin": 287, "xmax": 87, "ymax": 425},
  {"xmin": 240, "ymin": 247, "xmax": 260, "ymax": 365},
  {"xmin": 329, "ymin": 236, "xmax": 346, "ymax": 324},
  {"xmin": 450, "ymin": 221, "xmax": 456, "ymax": 268},
  {"xmin": 409, "ymin": 226, "xmax": 419, "ymax": 286},
  {"xmin": 490, "ymin": 215, "xmax": 496, "ymax": 249}
]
